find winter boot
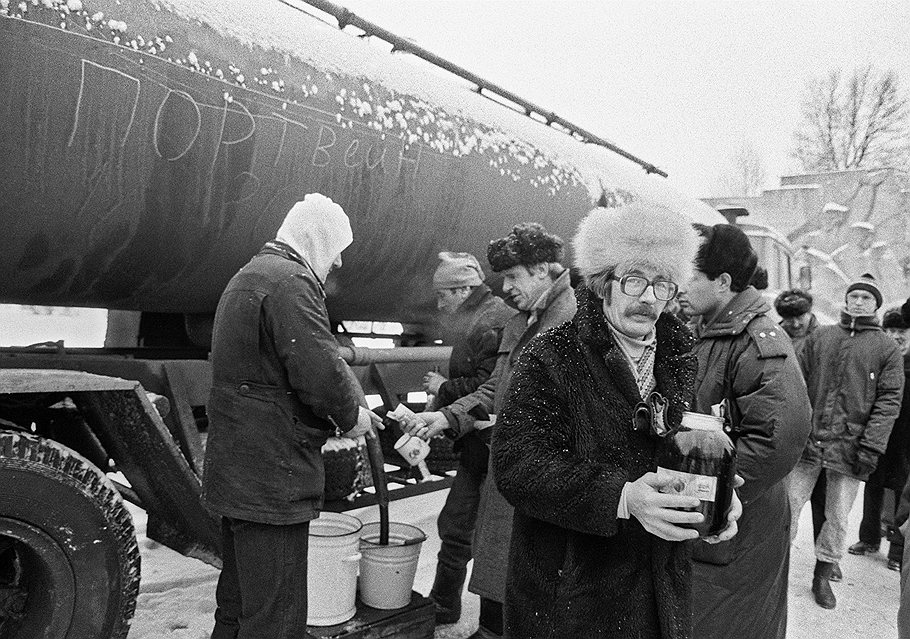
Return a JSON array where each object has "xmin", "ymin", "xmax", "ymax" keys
[
  {"xmin": 812, "ymin": 560, "xmax": 837, "ymax": 609},
  {"xmin": 428, "ymin": 565, "xmax": 466, "ymax": 624},
  {"xmin": 847, "ymin": 540, "xmax": 879, "ymax": 555}
]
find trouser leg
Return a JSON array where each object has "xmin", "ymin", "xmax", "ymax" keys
[
  {"xmin": 479, "ymin": 597, "xmax": 503, "ymax": 636},
  {"xmin": 859, "ymin": 477, "xmax": 885, "ymax": 545},
  {"xmin": 432, "ymin": 463, "xmax": 485, "ymax": 616},
  {"xmin": 816, "ymin": 470, "xmax": 863, "ymax": 563},
  {"xmin": 811, "ymin": 471, "xmax": 828, "ymax": 541},
  {"xmin": 212, "ymin": 517, "xmax": 242, "ymax": 639},
  {"xmin": 224, "ymin": 518, "xmax": 311, "ymax": 639},
  {"xmin": 787, "ymin": 461, "xmax": 822, "ymax": 542}
]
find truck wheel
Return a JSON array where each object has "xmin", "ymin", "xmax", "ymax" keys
[{"xmin": 0, "ymin": 431, "xmax": 140, "ymax": 639}]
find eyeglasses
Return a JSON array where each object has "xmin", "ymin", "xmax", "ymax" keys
[{"xmin": 612, "ymin": 274, "xmax": 678, "ymax": 301}]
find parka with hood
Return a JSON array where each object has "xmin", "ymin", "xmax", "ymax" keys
[
  {"xmin": 798, "ymin": 312, "xmax": 904, "ymax": 480},
  {"xmin": 202, "ymin": 195, "xmax": 362, "ymax": 525},
  {"xmin": 689, "ymin": 286, "xmax": 811, "ymax": 639}
]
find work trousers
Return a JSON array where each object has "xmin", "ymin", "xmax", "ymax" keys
[
  {"xmin": 788, "ymin": 461, "xmax": 862, "ymax": 563},
  {"xmin": 860, "ymin": 476, "xmax": 904, "ymax": 562},
  {"xmin": 433, "ymin": 459, "xmax": 486, "ymax": 599},
  {"xmin": 211, "ymin": 517, "xmax": 311, "ymax": 639}
]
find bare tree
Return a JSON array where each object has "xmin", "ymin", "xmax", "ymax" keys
[
  {"xmin": 792, "ymin": 66, "xmax": 910, "ymax": 171},
  {"xmin": 718, "ymin": 141, "xmax": 767, "ymax": 197}
]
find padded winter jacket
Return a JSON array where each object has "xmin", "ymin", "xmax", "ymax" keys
[
  {"xmin": 799, "ymin": 311, "xmax": 904, "ymax": 480},
  {"xmin": 689, "ymin": 286, "xmax": 811, "ymax": 639},
  {"xmin": 202, "ymin": 242, "xmax": 361, "ymax": 525}
]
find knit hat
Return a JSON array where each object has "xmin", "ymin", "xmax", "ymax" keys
[
  {"xmin": 883, "ymin": 308, "xmax": 909, "ymax": 330},
  {"xmin": 433, "ymin": 251, "xmax": 484, "ymax": 289},
  {"xmin": 276, "ymin": 193, "xmax": 353, "ymax": 282},
  {"xmin": 846, "ymin": 273, "xmax": 883, "ymax": 309},
  {"xmin": 774, "ymin": 289, "xmax": 813, "ymax": 318},
  {"xmin": 487, "ymin": 223, "xmax": 564, "ymax": 273},
  {"xmin": 573, "ymin": 202, "xmax": 699, "ymax": 286},
  {"xmin": 693, "ymin": 224, "xmax": 757, "ymax": 292}
]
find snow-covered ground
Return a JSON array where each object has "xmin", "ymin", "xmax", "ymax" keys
[{"xmin": 126, "ymin": 486, "xmax": 900, "ymax": 639}]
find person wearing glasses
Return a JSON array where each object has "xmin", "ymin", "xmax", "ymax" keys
[
  {"xmin": 677, "ymin": 224, "xmax": 811, "ymax": 639},
  {"xmin": 491, "ymin": 205, "xmax": 741, "ymax": 639}
]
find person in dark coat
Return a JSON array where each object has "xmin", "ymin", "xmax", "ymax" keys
[
  {"xmin": 790, "ymin": 273, "xmax": 904, "ymax": 609},
  {"xmin": 678, "ymin": 224, "xmax": 812, "ymax": 639},
  {"xmin": 202, "ymin": 194, "xmax": 382, "ymax": 639},
  {"xmin": 492, "ymin": 204, "xmax": 741, "ymax": 639},
  {"xmin": 848, "ymin": 306, "xmax": 910, "ymax": 570},
  {"xmin": 775, "ymin": 288, "xmax": 837, "ymax": 576},
  {"xmin": 420, "ymin": 251, "xmax": 515, "ymax": 624},
  {"xmin": 404, "ymin": 223, "xmax": 576, "ymax": 639}
]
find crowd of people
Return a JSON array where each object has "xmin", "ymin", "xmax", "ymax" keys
[{"xmin": 200, "ymin": 193, "xmax": 910, "ymax": 639}]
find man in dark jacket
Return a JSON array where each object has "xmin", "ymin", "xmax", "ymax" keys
[
  {"xmin": 404, "ymin": 223, "xmax": 575, "ymax": 639},
  {"xmin": 678, "ymin": 224, "xmax": 811, "ymax": 639},
  {"xmin": 790, "ymin": 273, "xmax": 904, "ymax": 609},
  {"xmin": 849, "ymin": 307, "xmax": 910, "ymax": 570},
  {"xmin": 202, "ymin": 194, "xmax": 381, "ymax": 639},
  {"xmin": 420, "ymin": 251, "xmax": 514, "ymax": 624},
  {"xmin": 492, "ymin": 204, "xmax": 741, "ymax": 639}
]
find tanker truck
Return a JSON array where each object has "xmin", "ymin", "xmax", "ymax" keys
[{"xmin": 0, "ymin": 0, "xmax": 724, "ymax": 636}]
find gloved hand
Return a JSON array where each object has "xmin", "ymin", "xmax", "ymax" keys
[
  {"xmin": 624, "ymin": 472, "xmax": 703, "ymax": 541},
  {"xmin": 852, "ymin": 448, "xmax": 879, "ymax": 477}
]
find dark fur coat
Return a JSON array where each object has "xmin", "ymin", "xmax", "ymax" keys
[{"xmin": 493, "ymin": 285, "xmax": 697, "ymax": 639}]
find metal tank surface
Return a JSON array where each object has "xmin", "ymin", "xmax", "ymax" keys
[{"xmin": 0, "ymin": 0, "xmax": 721, "ymax": 325}]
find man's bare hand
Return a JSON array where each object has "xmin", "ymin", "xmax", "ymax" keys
[
  {"xmin": 401, "ymin": 410, "xmax": 449, "ymax": 441},
  {"xmin": 422, "ymin": 371, "xmax": 447, "ymax": 395},
  {"xmin": 625, "ymin": 472, "xmax": 702, "ymax": 541},
  {"xmin": 703, "ymin": 473, "xmax": 744, "ymax": 544},
  {"xmin": 342, "ymin": 406, "xmax": 384, "ymax": 440}
]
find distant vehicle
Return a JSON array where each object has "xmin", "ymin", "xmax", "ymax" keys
[{"xmin": 0, "ymin": 1, "xmax": 723, "ymax": 637}]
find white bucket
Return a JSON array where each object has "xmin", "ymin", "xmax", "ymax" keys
[
  {"xmin": 307, "ymin": 512, "xmax": 363, "ymax": 626},
  {"xmin": 358, "ymin": 522, "xmax": 426, "ymax": 609}
]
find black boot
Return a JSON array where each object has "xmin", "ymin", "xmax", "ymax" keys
[
  {"xmin": 830, "ymin": 562, "xmax": 843, "ymax": 582},
  {"xmin": 429, "ymin": 565, "xmax": 466, "ymax": 624},
  {"xmin": 812, "ymin": 560, "xmax": 837, "ymax": 609}
]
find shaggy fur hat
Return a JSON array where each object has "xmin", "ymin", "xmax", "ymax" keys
[
  {"xmin": 846, "ymin": 272, "xmax": 883, "ymax": 309},
  {"xmin": 774, "ymin": 289, "xmax": 813, "ymax": 318},
  {"xmin": 487, "ymin": 223, "xmax": 564, "ymax": 272},
  {"xmin": 693, "ymin": 224, "xmax": 757, "ymax": 292},
  {"xmin": 883, "ymin": 308, "xmax": 909, "ymax": 330},
  {"xmin": 433, "ymin": 251, "xmax": 484, "ymax": 289},
  {"xmin": 572, "ymin": 203, "xmax": 699, "ymax": 287}
]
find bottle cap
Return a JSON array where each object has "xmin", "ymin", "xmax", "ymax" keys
[{"xmin": 681, "ymin": 411, "xmax": 724, "ymax": 431}]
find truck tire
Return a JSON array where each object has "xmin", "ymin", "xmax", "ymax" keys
[{"xmin": 0, "ymin": 431, "xmax": 140, "ymax": 639}]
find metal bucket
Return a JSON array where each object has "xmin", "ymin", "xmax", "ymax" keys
[
  {"xmin": 358, "ymin": 522, "xmax": 426, "ymax": 609},
  {"xmin": 307, "ymin": 512, "xmax": 363, "ymax": 626}
]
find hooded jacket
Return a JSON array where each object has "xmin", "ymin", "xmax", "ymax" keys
[
  {"xmin": 202, "ymin": 234, "xmax": 361, "ymax": 525},
  {"xmin": 799, "ymin": 311, "xmax": 904, "ymax": 479},
  {"xmin": 689, "ymin": 286, "xmax": 811, "ymax": 639},
  {"xmin": 493, "ymin": 284, "xmax": 697, "ymax": 639}
]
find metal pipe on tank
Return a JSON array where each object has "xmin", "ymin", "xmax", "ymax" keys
[{"xmin": 337, "ymin": 345, "xmax": 451, "ymax": 366}]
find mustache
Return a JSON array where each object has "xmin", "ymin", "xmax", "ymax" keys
[{"xmin": 624, "ymin": 304, "xmax": 658, "ymax": 320}]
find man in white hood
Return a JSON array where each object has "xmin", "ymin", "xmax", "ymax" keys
[{"xmin": 203, "ymin": 193, "xmax": 381, "ymax": 639}]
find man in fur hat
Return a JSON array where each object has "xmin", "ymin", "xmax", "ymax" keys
[
  {"xmin": 491, "ymin": 204, "xmax": 741, "ymax": 639},
  {"xmin": 420, "ymin": 251, "xmax": 514, "ymax": 625},
  {"xmin": 678, "ymin": 224, "xmax": 811, "ymax": 639},
  {"xmin": 403, "ymin": 223, "xmax": 575, "ymax": 638},
  {"xmin": 775, "ymin": 288, "xmax": 818, "ymax": 357},
  {"xmin": 790, "ymin": 273, "xmax": 904, "ymax": 609},
  {"xmin": 203, "ymin": 194, "xmax": 382, "ymax": 639}
]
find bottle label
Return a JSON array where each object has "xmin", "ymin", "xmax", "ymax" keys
[{"xmin": 656, "ymin": 466, "xmax": 717, "ymax": 502}]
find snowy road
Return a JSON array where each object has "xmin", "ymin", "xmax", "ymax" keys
[{"xmin": 127, "ymin": 487, "xmax": 900, "ymax": 638}]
